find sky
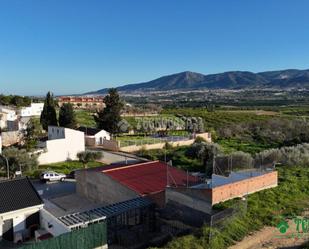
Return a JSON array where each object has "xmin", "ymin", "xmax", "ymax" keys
[{"xmin": 1, "ymin": 0, "xmax": 309, "ymax": 96}]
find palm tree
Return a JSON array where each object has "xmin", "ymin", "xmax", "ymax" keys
[{"xmin": 77, "ymin": 151, "xmax": 102, "ymax": 169}]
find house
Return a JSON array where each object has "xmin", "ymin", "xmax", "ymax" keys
[
  {"xmin": 0, "ymin": 106, "xmax": 17, "ymax": 130},
  {"xmin": 0, "ymin": 177, "xmax": 44, "ymax": 242},
  {"xmin": 76, "ymin": 160, "xmax": 199, "ymax": 207},
  {"xmin": 77, "ymin": 126, "xmax": 111, "ymax": 146},
  {"xmin": 58, "ymin": 96, "xmax": 105, "ymax": 110},
  {"xmin": 37, "ymin": 126, "xmax": 85, "ymax": 164},
  {"xmin": 20, "ymin": 103, "xmax": 44, "ymax": 117}
]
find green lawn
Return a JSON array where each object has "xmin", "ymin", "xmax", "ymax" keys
[
  {"xmin": 75, "ymin": 109, "xmax": 96, "ymax": 127},
  {"xmin": 116, "ymin": 135, "xmax": 162, "ymax": 147},
  {"xmin": 217, "ymin": 138, "xmax": 277, "ymax": 154},
  {"xmin": 26, "ymin": 160, "xmax": 103, "ymax": 178}
]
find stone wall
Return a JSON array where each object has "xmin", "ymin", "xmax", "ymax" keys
[
  {"xmin": 119, "ymin": 132, "xmax": 212, "ymax": 153},
  {"xmin": 1, "ymin": 131, "xmax": 21, "ymax": 146}
]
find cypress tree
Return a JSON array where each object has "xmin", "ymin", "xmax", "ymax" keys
[
  {"xmin": 59, "ymin": 103, "xmax": 77, "ymax": 128},
  {"xmin": 40, "ymin": 91, "xmax": 58, "ymax": 130},
  {"xmin": 94, "ymin": 88, "xmax": 123, "ymax": 134}
]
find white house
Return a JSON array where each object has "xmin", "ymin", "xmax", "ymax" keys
[
  {"xmin": 77, "ymin": 126, "xmax": 111, "ymax": 146},
  {"xmin": 0, "ymin": 107, "xmax": 18, "ymax": 130},
  {"xmin": 20, "ymin": 103, "xmax": 44, "ymax": 117},
  {"xmin": 0, "ymin": 177, "xmax": 44, "ymax": 243},
  {"xmin": 37, "ymin": 126, "xmax": 85, "ymax": 164}
]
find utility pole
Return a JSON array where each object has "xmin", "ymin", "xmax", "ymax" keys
[{"xmin": 212, "ymin": 154, "xmax": 216, "ymax": 175}]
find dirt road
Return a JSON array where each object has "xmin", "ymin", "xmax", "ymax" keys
[{"xmin": 229, "ymin": 218, "xmax": 309, "ymax": 249}]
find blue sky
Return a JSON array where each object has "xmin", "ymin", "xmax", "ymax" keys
[{"xmin": 1, "ymin": 0, "xmax": 309, "ymax": 95}]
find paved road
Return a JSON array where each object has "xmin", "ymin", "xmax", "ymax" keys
[
  {"xmin": 88, "ymin": 148, "xmax": 145, "ymax": 165},
  {"xmin": 32, "ymin": 180, "xmax": 76, "ymax": 199}
]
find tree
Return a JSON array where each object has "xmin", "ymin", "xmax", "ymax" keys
[
  {"xmin": 59, "ymin": 103, "xmax": 77, "ymax": 128},
  {"xmin": 77, "ymin": 151, "xmax": 102, "ymax": 169},
  {"xmin": 40, "ymin": 91, "xmax": 58, "ymax": 130},
  {"xmin": 23, "ymin": 118, "xmax": 43, "ymax": 151},
  {"xmin": 1, "ymin": 147, "xmax": 38, "ymax": 176},
  {"xmin": 94, "ymin": 88, "xmax": 124, "ymax": 134},
  {"xmin": 186, "ymin": 142, "xmax": 221, "ymax": 176}
]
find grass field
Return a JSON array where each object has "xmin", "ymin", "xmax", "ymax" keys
[
  {"xmin": 75, "ymin": 109, "xmax": 96, "ymax": 127},
  {"xmin": 217, "ymin": 138, "xmax": 277, "ymax": 154}
]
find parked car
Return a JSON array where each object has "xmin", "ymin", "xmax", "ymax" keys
[
  {"xmin": 66, "ymin": 170, "xmax": 76, "ymax": 179},
  {"xmin": 40, "ymin": 171, "xmax": 66, "ymax": 182}
]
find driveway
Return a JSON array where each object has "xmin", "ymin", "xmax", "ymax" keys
[{"xmin": 88, "ymin": 148, "xmax": 145, "ymax": 165}]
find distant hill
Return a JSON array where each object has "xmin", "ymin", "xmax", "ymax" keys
[{"xmin": 86, "ymin": 69, "xmax": 309, "ymax": 94}]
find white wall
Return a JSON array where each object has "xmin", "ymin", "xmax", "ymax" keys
[
  {"xmin": 40, "ymin": 209, "xmax": 70, "ymax": 237},
  {"xmin": 38, "ymin": 126, "xmax": 85, "ymax": 164},
  {"xmin": 20, "ymin": 103, "xmax": 44, "ymax": 117},
  {"xmin": 0, "ymin": 205, "xmax": 43, "ymax": 239},
  {"xmin": 0, "ymin": 108, "xmax": 17, "ymax": 121},
  {"xmin": 94, "ymin": 130, "xmax": 111, "ymax": 144}
]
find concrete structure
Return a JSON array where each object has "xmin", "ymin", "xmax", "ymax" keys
[
  {"xmin": 37, "ymin": 126, "xmax": 85, "ymax": 164},
  {"xmin": 78, "ymin": 127, "xmax": 111, "ymax": 146},
  {"xmin": 167, "ymin": 170, "xmax": 278, "ymax": 207},
  {"xmin": 58, "ymin": 96, "xmax": 105, "ymax": 110},
  {"xmin": 20, "ymin": 103, "xmax": 44, "ymax": 117},
  {"xmin": 209, "ymin": 170, "xmax": 278, "ymax": 204},
  {"xmin": 40, "ymin": 209, "xmax": 70, "ymax": 237}
]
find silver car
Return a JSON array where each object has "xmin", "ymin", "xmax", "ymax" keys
[{"xmin": 40, "ymin": 171, "xmax": 66, "ymax": 182}]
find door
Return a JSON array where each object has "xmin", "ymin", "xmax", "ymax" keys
[
  {"xmin": 26, "ymin": 212, "xmax": 40, "ymax": 238},
  {"xmin": 2, "ymin": 219, "xmax": 13, "ymax": 241},
  {"xmin": 100, "ymin": 137, "xmax": 103, "ymax": 145}
]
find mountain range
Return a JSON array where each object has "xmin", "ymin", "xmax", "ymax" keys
[{"xmin": 87, "ymin": 69, "xmax": 309, "ymax": 94}]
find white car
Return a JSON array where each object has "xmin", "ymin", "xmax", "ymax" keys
[{"xmin": 40, "ymin": 171, "xmax": 66, "ymax": 182}]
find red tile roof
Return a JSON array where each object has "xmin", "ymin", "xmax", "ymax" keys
[{"xmin": 102, "ymin": 161, "xmax": 196, "ymax": 195}]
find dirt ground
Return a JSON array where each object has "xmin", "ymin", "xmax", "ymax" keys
[{"xmin": 229, "ymin": 217, "xmax": 309, "ymax": 249}]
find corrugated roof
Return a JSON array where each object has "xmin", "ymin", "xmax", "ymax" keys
[
  {"xmin": 0, "ymin": 177, "xmax": 43, "ymax": 214},
  {"xmin": 103, "ymin": 161, "xmax": 195, "ymax": 195},
  {"xmin": 58, "ymin": 197, "xmax": 152, "ymax": 229}
]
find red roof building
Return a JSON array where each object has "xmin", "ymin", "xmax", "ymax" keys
[
  {"xmin": 102, "ymin": 161, "xmax": 198, "ymax": 206},
  {"xmin": 76, "ymin": 160, "xmax": 199, "ymax": 207},
  {"xmin": 103, "ymin": 161, "xmax": 193, "ymax": 195}
]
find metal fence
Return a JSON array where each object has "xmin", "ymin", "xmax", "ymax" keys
[
  {"xmin": 118, "ymin": 135, "xmax": 192, "ymax": 147},
  {"xmin": 19, "ymin": 221, "xmax": 107, "ymax": 249}
]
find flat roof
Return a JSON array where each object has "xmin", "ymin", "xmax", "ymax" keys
[{"xmin": 190, "ymin": 170, "xmax": 276, "ymax": 189}]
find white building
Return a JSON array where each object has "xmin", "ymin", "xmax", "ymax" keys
[
  {"xmin": 0, "ymin": 178, "xmax": 44, "ymax": 243},
  {"xmin": 0, "ymin": 107, "xmax": 17, "ymax": 130},
  {"xmin": 37, "ymin": 126, "xmax": 85, "ymax": 164},
  {"xmin": 20, "ymin": 103, "xmax": 44, "ymax": 117},
  {"xmin": 78, "ymin": 126, "xmax": 111, "ymax": 146}
]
